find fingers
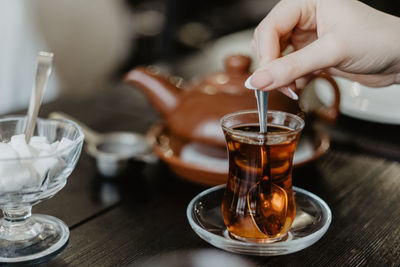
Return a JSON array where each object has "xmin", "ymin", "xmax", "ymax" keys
[
  {"xmin": 248, "ymin": 34, "xmax": 342, "ymax": 90},
  {"xmin": 295, "ymin": 73, "xmax": 316, "ymax": 89},
  {"xmin": 254, "ymin": 0, "xmax": 305, "ymax": 63},
  {"xmin": 251, "ymin": 39, "xmax": 259, "ymax": 59}
]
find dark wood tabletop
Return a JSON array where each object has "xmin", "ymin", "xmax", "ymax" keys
[{"xmin": 15, "ymin": 83, "xmax": 399, "ymax": 266}]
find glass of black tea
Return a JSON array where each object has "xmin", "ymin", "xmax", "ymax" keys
[{"xmin": 220, "ymin": 110, "xmax": 304, "ymax": 243}]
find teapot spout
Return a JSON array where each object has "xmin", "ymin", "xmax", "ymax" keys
[{"xmin": 124, "ymin": 66, "xmax": 181, "ymax": 117}]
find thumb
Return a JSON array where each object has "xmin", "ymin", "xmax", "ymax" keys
[{"xmin": 248, "ymin": 35, "xmax": 341, "ymax": 90}]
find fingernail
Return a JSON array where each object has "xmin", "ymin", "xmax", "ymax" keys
[
  {"xmin": 279, "ymin": 87, "xmax": 299, "ymax": 100},
  {"xmin": 245, "ymin": 71, "xmax": 274, "ymax": 90},
  {"xmin": 245, "ymin": 75, "xmax": 258, "ymax": 90},
  {"xmin": 288, "ymin": 88, "xmax": 299, "ymax": 100}
]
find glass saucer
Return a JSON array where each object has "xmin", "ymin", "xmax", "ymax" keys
[{"xmin": 186, "ymin": 185, "xmax": 332, "ymax": 256}]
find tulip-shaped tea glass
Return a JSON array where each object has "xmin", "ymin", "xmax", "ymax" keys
[
  {"xmin": 221, "ymin": 110, "xmax": 304, "ymax": 243},
  {"xmin": 0, "ymin": 116, "xmax": 84, "ymax": 262}
]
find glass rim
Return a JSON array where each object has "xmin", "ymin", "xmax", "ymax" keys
[
  {"xmin": 220, "ymin": 109, "xmax": 305, "ymax": 139},
  {"xmin": 0, "ymin": 115, "xmax": 84, "ymax": 161}
]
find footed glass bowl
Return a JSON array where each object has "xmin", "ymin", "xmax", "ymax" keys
[{"xmin": 0, "ymin": 116, "xmax": 84, "ymax": 263}]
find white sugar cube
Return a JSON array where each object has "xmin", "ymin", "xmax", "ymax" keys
[
  {"xmin": 32, "ymin": 157, "xmax": 62, "ymax": 183},
  {"xmin": 0, "ymin": 143, "xmax": 19, "ymax": 159},
  {"xmin": 29, "ymin": 136, "xmax": 51, "ymax": 152},
  {"xmin": 0, "ymin": 143, "xmax": 20, "ymax": 176},
  {"xmin": 0, "ymin": 164, "xmax": 39, "ymax": 192},
  {"xmin": 29, "ymin": 136, "xmax": 48, "ymax": 144},
  {"xmin": 0, "ymin": 134, "xmax": 73, "ymax": 192},
  {"xmin": 9, "ymin": 134, "xmax": 35, "ymax": 158},
  {"xmin": 0, "ymin": 172, "xmax": 17, "ymax": 191},
  {"xmin": 15, "ymin": 165, "xmax": 40, "ymax": 188},
  {"xmin": 56, "ymin": 138, "xmax": 74, "ymax": 153},
  {"xmin": 50, "ymin": 141, "xmax": 60, "ymax": 152}
]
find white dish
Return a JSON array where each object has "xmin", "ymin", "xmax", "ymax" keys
[{"xmin": 314, "ymin": 77, "xmax": 400, "ymax": 124}]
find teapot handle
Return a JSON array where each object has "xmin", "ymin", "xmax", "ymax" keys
[{"xmin": 309, "ymin": 73, "xmax": 340, "ymax": 123}]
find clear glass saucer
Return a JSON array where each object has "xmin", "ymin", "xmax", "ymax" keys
[{"xmin": 186, "ymin": 185, "xmax": 332, "ymax": 256}]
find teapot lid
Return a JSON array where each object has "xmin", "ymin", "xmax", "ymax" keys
[{"xmin": 198, "ymin": 55, "xmax": 252, "ymax": 95}]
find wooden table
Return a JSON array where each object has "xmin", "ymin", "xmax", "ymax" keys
[{"xmin": 13, "ymin": 84, "xmax": 400, "ymax": 266}]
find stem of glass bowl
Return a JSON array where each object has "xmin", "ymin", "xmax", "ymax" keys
[{"xmin": 0, "ymin": 206, "xmax": 42, "ymax": 241}]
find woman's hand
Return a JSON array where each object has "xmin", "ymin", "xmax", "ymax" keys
[{"xmin": 246, "ymin": 0, "xmax": 400, "ymax": 96}]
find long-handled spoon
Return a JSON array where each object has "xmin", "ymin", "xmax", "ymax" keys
[
  {"xmin": 246, "ymin": 89, "xmax": 273, "ymax": 236},
  {"xmin": 25, "ymin": 52, "xmax": 54, "ymax": 143},
  {"xmin": 255, "ymin": 90, "xmax": 268, "ymax": 133}
]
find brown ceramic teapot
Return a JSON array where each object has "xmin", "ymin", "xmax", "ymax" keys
[{"xmin": 124, "ymin": 55, "xmax": 340, "ymax": 147}]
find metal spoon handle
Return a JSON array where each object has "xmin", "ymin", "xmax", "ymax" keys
[
  {"xmin": 25, "ymin": 52, "xmax": 54, "ymax": 143},
  {"xmin": 255, "ymin": 89, "xmax": 268, "ymax": 133}
]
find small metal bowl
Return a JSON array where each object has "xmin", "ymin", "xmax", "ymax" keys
[
  {"xmin": 86, "ymin": 131, "xmax": 155, "ymax": 177},
  {"xmin": 49, "ymin": 112, "xmax": 156, "ymax": 178}
]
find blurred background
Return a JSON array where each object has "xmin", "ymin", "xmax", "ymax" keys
[{"xmin": 0, "ymin": 0, "xmax": 399, "ymax": 114}]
